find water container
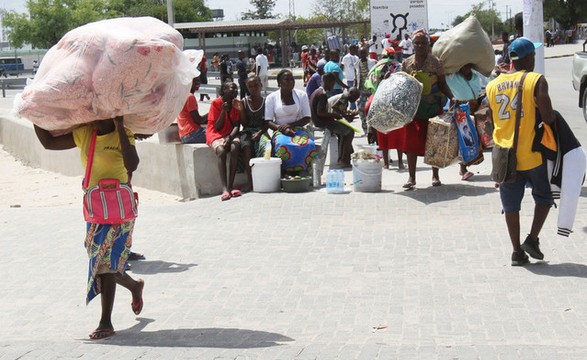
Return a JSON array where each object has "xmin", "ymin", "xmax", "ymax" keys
[
  {"xmin": 337, "ymin": 169, "xmax": 345, "ymax": 193},
  {"xmin": 249, "ymin": 157, "xmax": 282, "ymax": 192},
  {"xmin": 352, "ymin": 160, "xmax": 382, "ymax": 192},
  {"xmin": 326, "ymin": 169, "xmax": 336, "ymax": 193}
]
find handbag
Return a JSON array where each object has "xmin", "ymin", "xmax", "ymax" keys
[
  {"xmin": 82, "ymin": 129, "xmax": 138, "ymax": 224},
  {"xmin": 491, "ymin": 72, "xmax": 528, "ymax": 183}
]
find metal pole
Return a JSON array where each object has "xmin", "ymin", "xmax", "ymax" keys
[{"xmin": 167, "ymin": 0, "xmax": 174, "ymax": 26}]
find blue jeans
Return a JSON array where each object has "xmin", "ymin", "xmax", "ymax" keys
[{"xmin": 181, "ymin": 128, "xmax": 206, "ymax": 144}]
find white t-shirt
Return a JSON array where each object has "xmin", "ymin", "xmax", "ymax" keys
[
  {"xmin": 368, "ymin": 40, "xmax": 378, "ymax": 54},
  {"xmin": 264, "ymin": 89, "xmax": 311, "ymax": 125},
  {"xmin": 399, "ymin": 38, "xmax": 413, "ymax": 55},
  {"xmin": 255, "ymin": 54, "xmax": 269, "ymax": 76},
  {"xmin": 341, "ymin": 53, "xmax": 359, "ymax": 81},
  {"xmin": 381, "ymin": 38, "xmax": 393, "ymax": 49}
]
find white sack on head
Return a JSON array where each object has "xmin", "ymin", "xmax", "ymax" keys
[
  {"xmin": 367, "ymin": 72, "xmax": 423, "ymax": 133},
  {"xmin": 432, "ymin": 16, "xmax": 495, "ymax": 76},
  {"xmin": 13, "ymin": 16, "xmax": 202, "ymax": 135}
]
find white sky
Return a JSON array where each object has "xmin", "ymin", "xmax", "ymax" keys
[{"xmin": 3, "ymin": 0, "xmax": 523, "ymax": 30}]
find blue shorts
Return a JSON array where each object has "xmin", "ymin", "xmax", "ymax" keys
[{"xmin": 499, "ymin": 162, "xmax": 554, "ymax": 212}]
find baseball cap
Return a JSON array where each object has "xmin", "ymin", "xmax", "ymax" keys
[
  {"xmin": 509, "ymin": 37, "xmax": 542, "ymax": 60},
  {"xmin": 301, "ymin": 45, "xmax": 308, "ymax": 50},
  {"xmin": 317, "ymin": 59, "xmax": 327, "ymax": 69}
]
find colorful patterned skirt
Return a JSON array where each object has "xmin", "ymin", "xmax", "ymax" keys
[
  {"xmin": 272, "ymin": 127, "xmax": 318, "ymax": 173},
  {"xmin": 84, "ymin": 221, "xmax": 134, "ymax": 304}
]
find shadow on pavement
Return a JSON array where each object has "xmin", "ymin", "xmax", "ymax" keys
[
  {"xmin": 524, "ymin": 262, "xmax": 587, "ymax": 278},
  {"xmin": 392, "ymin": 183, "xmax": 497, "ymax": 204},
  {"xmin": 128, "ymin": 260, "xmax": 198, "ymax": 275},
  {"xmin": 90, "ymin": 318, "xmax": 294, "ymax": 348}
]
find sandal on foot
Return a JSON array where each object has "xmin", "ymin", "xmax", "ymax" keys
[
  {"xmin": 461, "ymin": 171, "xmax": 474, "ymax": 181},
  {"xmin": 89, "ymin": 328, "xmax": 115, "ymax": 340},
  {"xmin": 402, "ymin": 181, "xmax": 415, "ymax": 189},
  {"xmin": 220, "ymin": 191, "xmax": 232, "ymax": 201},
  {"xmin": 432, "ymin": 179, "xmax": 442, "ymax": 187},
  {"xmin": 128, "ymin": 252, "xmax": 145, "ymax": 261},
  {"xmin": 131, "ymin": 279, "xmax": 144, "ymax": 315},
  {"xmin": 230, "ymin": 189, "xmax": 242, "ymax": 198}
]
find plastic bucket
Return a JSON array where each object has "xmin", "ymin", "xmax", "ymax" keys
[
  {"xmin": 360, "ymin": 144, "xmax": 378, "ymax": 154},
  {"xmin": 249, "ymin": 157, "xmax": 282, "ymax": 193},
  {"xmin": 352, "ymin": 160, "xmax": 382, "ymax": 192}
]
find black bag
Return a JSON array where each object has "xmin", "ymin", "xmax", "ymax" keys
[
  {"xmin": 491, "ymin": 145, "xmax": 517, "ymax": 183},
  {"xmin": 490, "ymin": 72, "xmax": 528, "ymax": 183}
]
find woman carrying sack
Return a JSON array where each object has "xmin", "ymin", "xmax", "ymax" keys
[
  {"xmin": 34, "ymin": 116, "xmax": 144, "ymax": 340},
  {"xmin": 400, "ymin": 29, "xmax": 456, "ymax": 189}
]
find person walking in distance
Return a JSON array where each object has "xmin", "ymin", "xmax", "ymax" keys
[{"xmin": 485, "ymin": 37, "xmax": 555, "ymax": 266}]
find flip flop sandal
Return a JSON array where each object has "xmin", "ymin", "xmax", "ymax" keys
[
  {"xmin": 230, "ymin": 189, "xmax": 242, "ymax": 197},
  {"xmin": 432, "ymin": 180, "xmax": 442, "ymax": 187},
  {"xmin": 461, "ymin": 171, "xmax": 474, "ymax": 181},
  {"xmin": 220, "ymin": 192, "xmax": 232, "ymax": 201},
  {"xmin": 131, "ymin": 279, "xmax": 144, "ymax": 315},
  {"xmin": 402, "ymin": 181, "xmax": 415, "ymax": 189}
]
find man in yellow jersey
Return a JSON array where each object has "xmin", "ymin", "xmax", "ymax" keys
[{"xmin": 486, "ymin": 37, "xmax": 555, "ymax": 266}]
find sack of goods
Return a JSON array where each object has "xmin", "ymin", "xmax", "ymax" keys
[
  {"xmin": 432, "ymin": 16, "xmax": 495, "ymax": 76},
  {"xmin": 424, "ymin": 113, "xmax": 459, "ymax": 168},
  {"xmin": 367, "ymin": 71, "xmax": 422, "ymax": 133},
  {"xmin": 14, "ymin": 17, "xmax": 201, "ymax": 135}
]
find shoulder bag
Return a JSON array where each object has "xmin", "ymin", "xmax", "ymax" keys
[
  {"xmin": 491, "ymin": 71, "xmax": 528, "ymax": 183},
  {"xmin": 82, "ymin": 129, "xmax": 139, "ymax": 224}
]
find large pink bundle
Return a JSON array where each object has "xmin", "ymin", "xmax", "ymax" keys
[{"xmin": 14, "ymin": 17, "xmax": 201, "ymax": 135}]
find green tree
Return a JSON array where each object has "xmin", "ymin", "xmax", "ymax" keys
[
  {"xmin": 310, "ymin": 0, "xmax": 368, "ymax": 40},
  {"xmin": 452, "ymin": 2, "xmax": 505, "ymax": 39},
  {"xmin": 2, "ymin": 0, "xmax": 212, "ymax": 49},
  {"xmin": 544, "ymin": 0, "xmax": 587, "ymax": 29},
  {"xmin": 293, "ymin": 15, "xmax": 329, "ymax": 46},
  {"xmin": 241, "ymin": 0, "xmax": 277, "ymax": 20}
]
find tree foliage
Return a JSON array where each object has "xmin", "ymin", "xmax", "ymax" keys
[
  {"xmin": 544, "ymin": 0, "xmax": 587, "ymax": 29},
  {"xmin": 293, "ymin": 15, "xmax": 329, "ymax": 46},
  {"xmin": 2, "ymin": 0, "xmax": 212, "ymax": 49},
  {"xmin": 241, "ymin": 0, "xmax": 276, "ymax": 20},
  {"xmin": 452, "ymin": 2, "xmax": 505, "ymax": 39},
  {"xmin": 309, "ymin": 0, "xmax": 368, "ymax": 40}
]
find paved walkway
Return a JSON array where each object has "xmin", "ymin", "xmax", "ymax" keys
[{"xmin": 1, "ymin": 43, "xmax": 587, "ymax": 359}]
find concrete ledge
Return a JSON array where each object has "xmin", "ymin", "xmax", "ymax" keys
[{"xmin": 0, "ymin": 116, "xmax": 245, "ymax": 200}]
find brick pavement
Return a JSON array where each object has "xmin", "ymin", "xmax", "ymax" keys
[{"xmin": 1, "ymin": 44, "xmax": 587, "ymax": 359}]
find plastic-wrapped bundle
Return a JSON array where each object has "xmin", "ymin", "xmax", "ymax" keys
[
  {"xmin": 366, "ymin": 72, "xmax": 422, "ymax": 133},
  {"xmin": 424, "ymin": 113, "xmax": 459, "ymax": 168},
  {"xmin": 13, "ymin": 17, "xmax": 201, "ymax": 135},
  {"xmin": 432, "ymin": 16, "xmax": 495, "ymax": 76}
]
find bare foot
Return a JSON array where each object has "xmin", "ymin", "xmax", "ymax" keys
[{"xmin": 220, "ymin": 191, "xmax": 231, "ymax": 201}]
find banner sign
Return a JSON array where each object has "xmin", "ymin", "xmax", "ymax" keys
[{"xmin": 370, "ymin": 0, "xmax": 428, "ymax": 40}]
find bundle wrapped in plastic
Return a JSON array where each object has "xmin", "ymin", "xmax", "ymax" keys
[
  {"xmin": 366, "ymin": 71, "xmax": 422, "ymax": 133},
  {"xmin": 13, "ymin": 17, "xmax": 201, "ymax": 135},
  {"xmin": 424, "ymin": 113, "xmax": 459, "ymax": 168},
  {"xmin": 432, "ymin": 16, "xmax": 495, "ymax": 76}
]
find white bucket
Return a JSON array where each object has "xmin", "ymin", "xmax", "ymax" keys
[
  {"xmin": 360, "ymin": 144, "xmax": 378, "ymax": 154},
  {"xmin": 352, "ymin": 160, "xmax": 382, "ymax": 192},
  {"xmin": 249, "ymin": 157, "xmax": 282, "ymax": 193}
]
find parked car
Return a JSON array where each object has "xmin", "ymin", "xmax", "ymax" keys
[{"xmin": 572, "ymin": 51, "xmax": 587, "ymax": 121}]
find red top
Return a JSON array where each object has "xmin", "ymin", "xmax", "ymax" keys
[
  {"xmin": 199, "ymin": 55, "xmax": 207, "ymax": 73},
  {"xmin": 177, "ymin": 93, "xmax": 200, "ymax": 138},
  {"xmin": 206, "ymin": 97, "xmax": 241, "ymax": 144}
]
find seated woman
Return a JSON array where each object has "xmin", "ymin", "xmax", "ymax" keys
[
  {"xmin": 206, "ymin": 81, "xmax": 242, "ymax": 201},
  {"xmin": 265, "ymin": 69, "xmax": 318, "ymax": 175},
  {"xmin": 177, "ymin": 77, "xmax": 208, "ymax": 144},
  {"xmin": 239, "ymin": 76, "xmax": 268, "ymax": 192}
]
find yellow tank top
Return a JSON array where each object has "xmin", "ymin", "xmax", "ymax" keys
[{"xmin": 486, "ymin": 71, "xmax": 542, "ymax": 171}]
